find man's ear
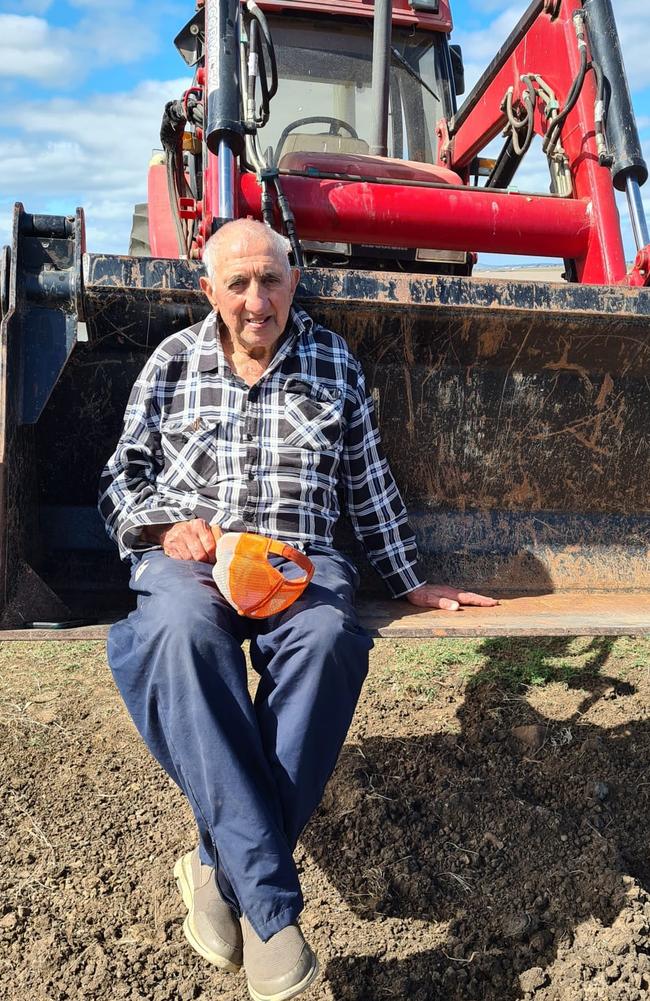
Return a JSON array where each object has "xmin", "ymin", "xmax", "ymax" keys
[
  {"xmin": 290, "ymin": 267, "xmax": 300, "ymax": 295},
  {"xmin": 199, "ymin": 275, "xmax": 212, "ymax": 297}
]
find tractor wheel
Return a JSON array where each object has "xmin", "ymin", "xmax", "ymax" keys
[{"xmin": 128, "ymin": 203, "xmax": 151, "ymax": 256}]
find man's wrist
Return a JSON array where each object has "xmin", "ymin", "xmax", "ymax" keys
[{"xmin": 140, "ymin": 523, "xmax": 173, "ymax": 545}]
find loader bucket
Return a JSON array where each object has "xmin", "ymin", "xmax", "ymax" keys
[{"xmin": 1, "ymin": 204, "xmax": 649, "ymax": 635}]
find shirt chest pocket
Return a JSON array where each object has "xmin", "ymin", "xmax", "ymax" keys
[
  {"xmin": 282, "ymin": 379, "xmax": 344, "ymax": 451},
  {"xmin": 159, "ymin": 418, "xmax": 222, "ymax": 488}
]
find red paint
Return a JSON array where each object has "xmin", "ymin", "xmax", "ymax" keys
[
  {"xmin": 254, "ymin": 0, "xmax": 452, "ymax": 32},
  {"xmin": 157, "ymin": 0, "xmax": 637, "ymax": 285},
  {"xmin": 147, "ymin": 163, "xmax": 178, "ymax": 258},
  {"xmin": 178, "ymin": 198, "xmax": 203, "ymax": 220},
  {"xmin": 443, "ymin": 0, "xmax": 627, "ymax": 283},
  {"xmin": 239, "ymin": 172, "xmax": 592, "ymax": 260}
]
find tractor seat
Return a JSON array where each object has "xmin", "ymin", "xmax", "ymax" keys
[
  {"xmin": 279, "ymin": 133, "xmax": 370, "ymax": 157},
  {"xmin": 278, "ymin": 149, "xmax": 463, "ymax": 186}
]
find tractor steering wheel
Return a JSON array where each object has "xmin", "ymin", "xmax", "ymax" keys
[{"xmin": 274, "ymin": 116, "xmax": 359, "ymax": 164}]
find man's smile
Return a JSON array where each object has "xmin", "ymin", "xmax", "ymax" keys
[{"xmin": 244, "ymin": 316, "xmax": 274, "ymax": 330}]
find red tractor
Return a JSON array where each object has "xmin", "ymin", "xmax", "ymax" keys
[{"xmin": 1, "ymin": 0, "xmax": 649, "ymax": 635}]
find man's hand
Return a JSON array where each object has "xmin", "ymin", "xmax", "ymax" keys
[
  {"xmin": 405, "ymin": 583, "xmax": 499, "ymax": 612},
  {"xmin": 142, "ymin": 520, "xmax": 223, "ymax": 563}
]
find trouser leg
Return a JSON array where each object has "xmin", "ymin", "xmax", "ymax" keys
[
  {"xmin": 250, "ymin": 549, "xmax": 372, "ymax": 850},
  {"xmin": 107, "ymin": 551, "xmax": 302, "ymax": 939}
]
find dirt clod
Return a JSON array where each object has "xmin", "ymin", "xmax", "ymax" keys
[{"xmin": 511, "ymin": 723, "xmax": 547, "ymax": 751}]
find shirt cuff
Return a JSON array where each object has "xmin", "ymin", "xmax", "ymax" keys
[
  {"xmin": 383, "ymin": 559, "xmax": 428, "ymax": 599},
  {"xmin": 117, "ymin": 506, "xmax": 193, "ymax": 560}
]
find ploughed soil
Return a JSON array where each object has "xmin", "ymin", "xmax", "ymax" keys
[{"xmin": 1, "ymin": 635, "xmax": 650, "ymax": 1001}]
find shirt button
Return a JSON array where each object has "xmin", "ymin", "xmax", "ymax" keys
[
  {"xmin": 245, "ymin": 433, "xmax": 253, "ymax": 441},
  {"xmin": 249, "ymin": 387, "xmax": 259, "ymax": 402},
  {"xmin": 248, "ymin": 470, "xmax": 255, "ymax": 480}
]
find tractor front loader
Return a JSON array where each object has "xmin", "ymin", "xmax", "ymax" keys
[{"xmin": 1, "ymin": 0, "xmax": 649, "ymax": 637}]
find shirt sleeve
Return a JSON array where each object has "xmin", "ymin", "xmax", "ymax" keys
[
  {"xmin": 340, "ymin": 359, "xmax": 428, "ymax": 598},
  {"xmin": 97, "ymin": 358, "xmax": 193, "ymax": 561}
]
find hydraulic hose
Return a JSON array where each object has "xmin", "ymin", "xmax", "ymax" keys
[
  {"xmin": 582, "ymin": 0, "xmax": 648, "ymax": 190},
  {"xmin": 543, "ymin": 15, "xmax": 588, "ymax": 156}
]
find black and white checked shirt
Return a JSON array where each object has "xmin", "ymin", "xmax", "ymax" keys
[{"xmin": 98, "ymin": 307, "xmax": 427, "ymax": 597}]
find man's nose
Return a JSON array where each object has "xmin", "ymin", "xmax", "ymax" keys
[{"xmin": 245, "ymin": 281, "xmax": 270, "ymax": 312}]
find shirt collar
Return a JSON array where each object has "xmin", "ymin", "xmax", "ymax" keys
[{"xmin": 192, "ymin": 306, "xmax": 313, "ymax": 375}]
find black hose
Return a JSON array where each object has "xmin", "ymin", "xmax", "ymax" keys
[
  {"xmin": 260, "ymin": 178, "xmax": 275, "ymax": 228},
  {"xmin": 166, "ymin": 154, "xmax": 190, "ymax": 257},
  {"xmin": 255, "ymin": 34, "xmax": 271, "ymax": 127},
  {"xmin": 543, "ymin": 44, "xmax": 588, "ymax": 155},
  {"xmin": 487, "ymin": 136, "xmax": 522, "ymax": 189},
  {"xmin": 247, "ymin": 19, "xmax": 259, "ymax": 111},
  {"xmin": 160, "ymin": 100, "xmax": 191, "ymax": 257},
  {"xmin": 590, "ymin": 58, "xmax": 612, "ymax": 166},
  {"xmin": 273, "ymin": 177, "xmax": 303, "ymax": 267},
  {"xmin": 246, "ymin": 1, "xmax": 277, "ymax": 100}
]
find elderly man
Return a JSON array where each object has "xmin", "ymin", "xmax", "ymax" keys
[{"xmin": 99, "ymin": 219, "xmax": 495, "ymax": 1001}]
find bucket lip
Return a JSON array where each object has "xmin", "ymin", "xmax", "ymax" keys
[
  {"xmin": 82, "ymin": 255, "xmax": 650, "ymax": 330},
  {"xmin": 3, "ymin": 590, "xmax": 649, "ymax": 640}
]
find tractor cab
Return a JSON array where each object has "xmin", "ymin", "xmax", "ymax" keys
[{"xmin": 155, "ymin": 0, "xmax": 471, "ymax": 273}]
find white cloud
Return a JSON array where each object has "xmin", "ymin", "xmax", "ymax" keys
[
  {"xmin": 0, "ymin": 6, "xmax": 180, "ymax": 88},
  {"xmin": 0, "ymin": 77, "xmax": 190, "ymax": 253},
  {"xmin": 0, "ymin": 15, "xmax": 76, "ymax": 85},
  {"xmin": 75, "ymin": 11, "xmax": 159, "ymax": 67}
]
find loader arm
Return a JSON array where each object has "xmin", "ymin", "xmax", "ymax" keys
[
  {"xmin": 440, "ymin": 0, "xmax": 649, "ymax": 285},
  {"xmin": 163, "ymin": 0, "xmax": 649, "ymax": 286}
]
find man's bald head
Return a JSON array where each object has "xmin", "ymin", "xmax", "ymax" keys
[{"xmin": 203, "ymin": 220, "xmax": 292, "ymax": 281}]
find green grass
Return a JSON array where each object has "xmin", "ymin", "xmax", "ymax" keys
[
  {"xmin": 370, "ymin": 636, "xmax": 650, "ymax": 700},
  {"xmin": 0, "ymin": 641, "xmax": 106, "ymax": 700},
  {"xmin": 0, "ymin": 636, "xmax": 647, "ymax": 705},
  {"xmin": 468, "ymin": 636, "xmax": 618, "ymax": 688},
  {"xmin": 371, "ymin": 639, "xmax": 483, "ymax": 701}
]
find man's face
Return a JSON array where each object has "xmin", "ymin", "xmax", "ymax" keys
[{"xmin": 200, "ymin": 233, "xmax": 300, "ymax": 359}]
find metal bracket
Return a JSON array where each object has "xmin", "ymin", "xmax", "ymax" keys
[
  {"xmin": 7, "ymin": 205, "xmax": 87, "ymax": 424},
  {"xmin": 627, "ymin": 246, "xmax": 650, "ymax": 287}
]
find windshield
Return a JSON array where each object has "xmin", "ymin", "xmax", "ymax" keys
[{"xmin": 257, "ymin": 16, "xmax": 448, "ymax": 165}]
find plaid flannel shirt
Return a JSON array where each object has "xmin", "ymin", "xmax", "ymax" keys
[{"xmin": 98, "ymin": 307, "xmax": 427, "ymax": 597}]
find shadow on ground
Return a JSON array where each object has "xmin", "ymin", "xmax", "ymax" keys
[{"xmin": 303, "ymin": 636, "xmax": 650, "ymax": 1000}]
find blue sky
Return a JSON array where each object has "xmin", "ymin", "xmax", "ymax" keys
[{"xmin": 1, "ymin": 0, "xmax": 649, "ymax": 262}]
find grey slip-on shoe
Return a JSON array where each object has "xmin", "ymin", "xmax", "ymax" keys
[
  {"xmin": 241, "ymin": 916, "xmax": 319, "ymax": 1001},
  {"xmin": 174, "ymin": 848, "xmax": 243, "ymax": 972}
]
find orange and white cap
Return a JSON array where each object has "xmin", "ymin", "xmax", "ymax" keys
[{"xmin": 212, "ymin": 532, "xmax": 314, "ymax": 618}]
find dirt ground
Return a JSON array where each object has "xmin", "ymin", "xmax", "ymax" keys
[{"xmin": 1, "ymin": 634, "xmax": 649, "ymax": 1001}]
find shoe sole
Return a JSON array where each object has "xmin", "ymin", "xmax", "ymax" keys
[
  {"xmin": 247, "ymin": 954, "xmax": 320, "ymax": 1001},
  {"xmin": 173, "ymin": 853, "xmax": 242, "ymax": 973}
]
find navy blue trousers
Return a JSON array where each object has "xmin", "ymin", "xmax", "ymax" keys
[{"xmin": 107, "ymin": 547, "xmax": 371, "ymax": 940}]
